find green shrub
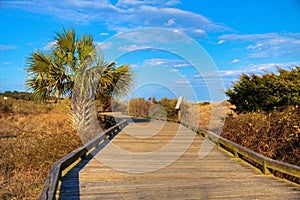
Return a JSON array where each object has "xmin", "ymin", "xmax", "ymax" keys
[{"xmin": 226, "ymin": 66, "xmax": 300, "ymax": 113}]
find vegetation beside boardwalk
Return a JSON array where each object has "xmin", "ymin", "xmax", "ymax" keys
[
  {"xmin": 226, "ymin": 66, "xmax": 300, "ymax": 113},
  {"xmin": 0, "ymin": 93, "xmax": 122, "ymax": 199},
  {"xmin": 222, "ymin": 107, "xmax": 300, "ymax": 166},
  {"xmin": 128, "ymin": 97, "xmax": 189, "ymax": 121},
  {"xmin": 224, "ymin": 66, "xmax": 300, "ymax": 168},
  {"xmin": 0, "ymin": 95, "xmax": 81, "ymax": 199}
]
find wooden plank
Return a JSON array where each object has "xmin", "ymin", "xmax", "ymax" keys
[{"xmin": 58, "ymin": 120, "xmax": 300, "ymax": 199}]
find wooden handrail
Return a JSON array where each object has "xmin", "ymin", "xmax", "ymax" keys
[
  {"xmin": 39, "ymin": 119, "xmax": 128, "ymax": 200},
  {"xmin": 181, "ymin": 122, "xmax": 300, "ymax": 180}
]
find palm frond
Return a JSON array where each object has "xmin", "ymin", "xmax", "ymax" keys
[
  {"xmin": 77, "ymin": 34, "xmax": 96, "ymax": 64},
  {"xmin": 25, "ymin": 28, "xmax": 133, "ymax": 105}
]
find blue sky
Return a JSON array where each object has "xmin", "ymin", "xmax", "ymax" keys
[{"xmin": 1, "ymin": 0, "xmax": 300, "ymax": 101}]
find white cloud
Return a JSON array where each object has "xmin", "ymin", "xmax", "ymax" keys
[
  {"xmin": 130, "ymin": 64, "xmax": 139, "ymax": 68},
  {"xmin": 193, "ymin": 61, "xmax": 300, "ymax": 88},
  {"xmin": 173, "ymin": 63, "xmax": 190, "ymax": 68},
  {"xmin": 143, "ymin": 58, "xmax": 170, "ymax": 66},
  {"xmin": 100, "ymin": 32, "xmax": 109, "ymax": 36},
  {"xmin": 176, "ymin": 79, "xmax": 190, "ymax": 84},
  {"xmin": 118, "ymin": 44, "xmax": 150, "ymax": 52},
  {"xmin": 247, "ymin": 43, "xmax": 263, "ymax": 50},
  {"xmin": 193, "ymin": 29, "xmax": 206, "ymax": 37},
  {"xmin": 117, "ymin": 0, "xmax": 181, "ymax": 7},
  {"xmin": 172, "ymin": 29, "xmax": 182, "ymax": 34},
  {"xmin": 231, "ymin": 59, "xmax": 240, "ymax": 64},
  {"xmin": 43, "ymin": 41, "xmax": 56, "ymax": 51},
  {"xmin": 219, "ymin": 33, "xmax": 300, "ymax": 59},
  {"xmin": 165, "ymin": 18, "xmax": 175, "ymax": 26},
  {"xmin": 95, "ymin": 41, "xmax": 113, "ymax": 50},
  {"xmin": 217, "ymin": 40, "xmax": 225, "ymax": 44},
  {"xmin": 141, "ymin": 58, "xmax": 191, "ymax": 68},
  {"xmin": 165, "ymin": 0, "xmax": 181, "ymax": 6},
  {"xmin": 219, "ymin": 33, "xmax": 278, "ymax": 41},
  {"xmin": 224, "ymin": 61, "xmax": 300, "ymax": 77},
  {"xmin": 3, "ymin": 0, "xmax": 227, "ymax": 38},
  {"xmin": 170, "ymin": 69, "xmax": 179, "ymax": 72},
  {"xmin": 0, "ymin": 44, "xmax": 18, "ymax": 51},
  {"xmin": 3, "ymin": 62, "xmax": 12, "ymax": 65}
]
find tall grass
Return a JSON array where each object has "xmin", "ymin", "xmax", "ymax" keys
[
  {"xmin": 222, "ymin": 106, "xmax": 300, "ymax": 166},
  {"xmin": 0, "ymin": 97, "xmax": 82, "ymax": 199}
]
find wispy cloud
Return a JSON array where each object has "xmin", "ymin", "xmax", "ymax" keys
[
  {"xmin": 116, "ymin": 0, "xmax": 182, "ymax": 7},
  {"xmin": 118, "ymin": 44, "xmax": 151, "ymax": 52},
  {"xmin": 143, "ymin": 58, "xmax": 172, "ymax": 66},
  {"xmin": 2, "ymin": 0, "xmax": 227, "ymax": 37},
  {"xmin": 219, "ymin": 33, "xmax": 300, "ymax": 59},
  {"xmin": 0, "ymin": 44, "xmax": 18, "ymax": 51},
  {"xmin": 170, "ymin": 69, "xmax": 179, "ymax": 72},
  {"xmin": 43, "ymin": 41, "xmax": 56, "ymax": 51},
  {"xmin": 201, "ymin": 61, "xmax": 300, "ymax": 79},
  {"xmin": 217, "ymin": 40, "xmax": 225, "ymax": 44},
  {"xmin": 100, "ymin": 32, "xmax": 109, "ymax": 36},
  {"xmin": 165, "ymin": 18, "xmax": 176, "ymax": 26},
  {"xmin": 193, "ymin": 61, "xmax": 300, "ymax": 88},
  {"xmin": 231, "ymin": 59, "xmax": 240, "ymax": 64},
  {"xmin": 141, "ymin": 58, "xmax": 191, "ymax": 68},
  {"xmin": 174, "ymin": 63, "xmax": 191, "ymax": 68},
  {"xmin": 247, "ymin": 43, "xmax": 263, "ymax": 50},
  {"xmin": 176, "ymin": 79, "xmax": 190, "ymax": 84},
  {"xmin": 95, "ymin": 41, "xmax": 113, "ymax": 50}
]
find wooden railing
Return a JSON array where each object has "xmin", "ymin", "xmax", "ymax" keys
[
  {"xmin": 181, "ymin": 122, "xmax": 300, "ymax": 180},
  {"xmin": 39, "ymin": 119, "xmax": 128, "ymax": 200}
]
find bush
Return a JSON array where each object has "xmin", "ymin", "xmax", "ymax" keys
[
  {"xmin": 128, "ymin": 97, "xmax": 151, "ymax": 117},
  {"xmin": 226, "ymin": 66, "xmax": 300, "ymax": 113},
  {"xmin": 128, "ymin": 97, "xmax": 189, "ymax": 122},
  {"xmin": 222, "ymin": 106, "xmax": 300, "ymax": 167}
]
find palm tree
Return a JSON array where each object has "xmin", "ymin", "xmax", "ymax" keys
[{"xmin": 26, "ymin": 28, "xmax": 133, "ymax": 104}]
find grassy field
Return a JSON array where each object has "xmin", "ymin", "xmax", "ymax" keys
[{"xmin": 0, "ymin": 96, "xmax": 82, "ymax": 199}]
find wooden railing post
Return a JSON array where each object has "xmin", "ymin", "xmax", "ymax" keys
[
  {"xmin": 233, "ymin": 147, "xmax": 239, "ymax": 158},
  {"xmin": 263, "ymin": 161, "xmax": 271, "ymax": 175}
]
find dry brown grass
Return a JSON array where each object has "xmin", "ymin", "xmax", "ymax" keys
[
  {"xmin": 0, "ymin": 99, "xmax": 82, "ymax": 199},
  {"xmin": 184, "ymin": 101, "xmax": 235, "ymax": 132},
  {"xmin": 222, "ymin": 107, "xmax": 300, "ymax": 166}
]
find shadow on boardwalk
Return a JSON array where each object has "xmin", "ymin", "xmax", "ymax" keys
[
  {"xmin": 59, "ymin": 117, "xmax": 147, "ymax": 199},
  {"xmin": 58, "ymin": 130, "xmax": 122, "ymax": 200}
]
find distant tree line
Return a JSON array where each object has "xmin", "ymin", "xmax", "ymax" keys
[
  {"xmin": 226, "ymin": 66, "xmax": 300, "ymax": 113},
  {"xmin": 1, "ymin": 91, "xmax": 33, "ymax": 101}
]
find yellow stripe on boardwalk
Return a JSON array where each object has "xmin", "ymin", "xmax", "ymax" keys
[{"xmin": 59, "ymin": 120, "xmax": 300, "ymax": 199}]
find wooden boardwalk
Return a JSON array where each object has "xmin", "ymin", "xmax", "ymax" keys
[{"xmin": 59, "ymin": 119, "xmax": 300, "ymax": 199}]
